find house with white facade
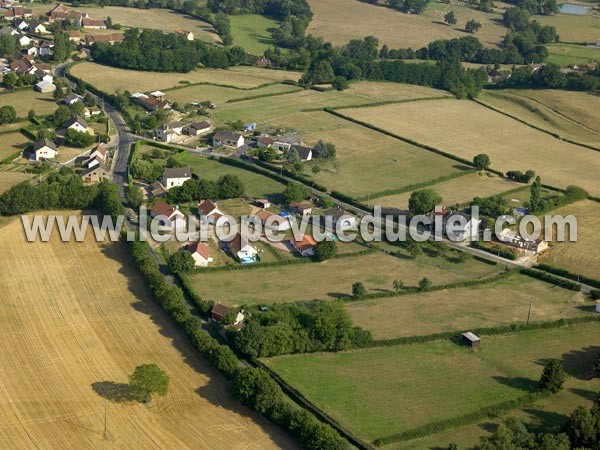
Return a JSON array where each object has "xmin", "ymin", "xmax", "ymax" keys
[
  {"xmin": 213, "ymin": 130, "xmax": 245, "ymax": 148},
  {"xmin": 32, "ymin": 137, "xmax": 57, "ymax": 161},
  {"xmin": 150, "ymin": 202, "xmax": 186, "ymax": 229},
  {"xmin": 186, "ymin": 242, "xmax": 213, "ymax": 267},
  {"xmin": 162, "ymin": 167, "xmax": 191, "ymax": 190}
]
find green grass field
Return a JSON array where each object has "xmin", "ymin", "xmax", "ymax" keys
[
  {"xmin": 263, "ymin": 110, "xmax": 463, "ymax": 198},
  {"xmin": 375, "ymin": 171, "xmax": 520, "ymax": 210},
  {"xmin": 263, "ymin": 323, "xmax": 600, "ymax": 443},
  {"xmin": 347, "ymin": 273, "xmax": 591, "ymax": 339},
  {"xmin": 0, "ymin": 132, "xmax": 30, "ymax": 161},
  {"xmin": 546, "ymin": 43, "xmax": 600, "ymax": 66},
  {"xmin": 163, "ymin": 83, "xmax": 301, "ymax": 106},
  {"xmin": 537, "ymin": 13, "xmax": 600, "ymax": 44},
  {"xmin": 186, "ymin": 251, "xmax": 502, "ymax": 306},
  {"xmin": 230, "ymin": 14, "xmax": 280, "ymax": 55},
  {"xmin": 0, "ymin": 90, "xmax": 57, "ymax": 118}
]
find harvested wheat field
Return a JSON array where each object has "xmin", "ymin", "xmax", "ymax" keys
[
  {"xmin": 0, "ymin": 170, "xmax": 30, "ymax": 193},
  {"xmin": 0, "ymin": 213, "xmax": 295, "ymax": 449},
  {"xmin": 0, "ymin": 90, "xmax": 58, "ymax": 117},
  {"xmin": 307, "ymin": 0, "xmax": 507, "ymax": 49},
  {"xmin": 340, "ymin": 99, "xmax": 600, "ymax": 196},
  {"xmin": 541, "ymin": 200, "xmax": 600, "ymax": 280},
  {"xmin": 478, "ymin": 89, "xmax": 600, "ymax": 147},
  {"xmin": 70, "ymin": 62, "xmax": 301, "ymax": 93}
]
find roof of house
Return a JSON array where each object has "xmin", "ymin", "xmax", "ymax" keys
[
  {"xmin": 175, "ymin": 29, "xmax": 192, "ymax": 35},
  {"xmin": 90, "ymin": 145, "xmax": 107, "ymax": 157},
  {"xmin": 150, "ymin": 90, "xmax": 165, "ymax": 97},
  {"xmin": 81, "ymin": 163, "xmax": 108, "ymax": 177},
  {"xmin": 35, "ymin": 79, "xmax": 54, "ymax": 89},
  {"xmin": 324, "ymin": 206, "xmax": 355, "ymax": 220},
  {"xmin": 187, "ymin": 241, "xmax": 210, "ymax": 260},
  {"xmin": 163, "ymin": 167, "xmax": 191, "ymax": 179},
  {"xmin": 151, "ymin": 201, "xmax": 178, "ymax": 217},
  {"xmin": 290, "ymin": 144, "xmax": 312, "ymax": 160},
  {"xmin": 293, "ymin": 234, "xmax": 317, "ymax": 251},
  {"xmin": 189, "ymin": 120, "xmax": 210, "ymax": 129},
  {"xmin": 63, "ymin": 93, "xmax": 82, "ymax": 103},
  {"xmin": 290, "ymin": 201, "xmax": 311, "ymax": 211},
  {"xmin": 213, "ymin": 129, "xmax": 242, "ymax": 142},
  {"xmin": 211, "ymin": 303, "xmax": 230, "ymax": 318},
  {"xmin": 66, "ymin": 29, "xmax": 83, "ymax": 38},
  {"xmin": 256, "ymin": 199, "xmax": 271, "ymax": 206},
  {"xmin": 256, "ymin": 136, "xmax": 275, "ymax": 145},
  {"xmin": 254, "ymin": 210, "xmax": 276, "ymax": 222},
  {"xmin": 64, "ymin": 115, "xmax": 88, "ymax": 129},
  {"xmin": 48, "ymin": 3, "xmax": 69, "ymax": 14},
  {"xmin": 228, "ymin": 232, "xmax": 252, "ymax": 254},
  {"xmin": 198, "ymin": 199, "xmax": 219, "ymax": 216},
  {"xmin": 157, "ymin": 120, "xmax": 182, "ymax": 132},
  {"xmin": 462, "ymin": 332, "xmax": 480, "ymax": 343},
  {"xmin": 86, "ymin": 32, "xmax": 124, "ymax": 44},
  {"xmin": 33, "ymin": 137, "xmax": 57, "ymax": 152},
  {"xmin": 82, "ymin": 18, "xmax": 105, "ymax": 27}
]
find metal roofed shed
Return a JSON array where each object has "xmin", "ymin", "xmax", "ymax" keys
[{"xmin": 462, "ymin": 332, "xmax": 481, "ymax": 349}]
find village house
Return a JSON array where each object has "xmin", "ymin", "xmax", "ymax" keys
[
  {"xmin": 273, "ymin": 135, "xmax": 301, "ymax": 153},
  {"xmin": 81, "ymin": 164, "xmax": 109, "ymax": 184},
  {"xmin": 82, "ymin": 146, "xmax": 107, "ymax": 169},
  {"xmin": 210, "ymin": 303, "xmax": 244, "ymax": 324},
  {"xmin": 324, "ymin": 206, "xmax": 358, "ymax": 231},
  {"xmin": 255, "ymin": 136, "xmax": 275, "ymax": 148},
  {"xmin": 161, "ymin": 167, "xmax": 191, "ymax": 190},
  {"xmin": 252, "ymin": 210, "xmax": 291, "ymax": 231},
  {"xmin": 186, "ymin": 241, "xmax": 213, "ymax": 267},
  {"xmin": 197, "ymin": 199, "xmax": 224, "ymax": 225},
  {"xmin": 3, "ymin": 6, "xmax": 32, "ymax": 20},
  {"xmin": 17, "ymin": 35, "xmax": 31, "ymax": 47},
  {"xmin": 63, "ymin": 93, "xmax": 83, "ymax": 107},
  {"xmin": 85, "ymin": 33, "xmax": 124, "ymax": 46},
  {"xmin": 497, "ymin": 228, "xmax": 549, "ymax": 254},
  {"xmin": 29, "ymin": 22, "xmax": 47, "ymax": 34},
  {"xmin": 148, "ymin": 181, "xmax": 167, "ymax": 198},
  {"xmin": 183, "ymin": 121, "xmax": 211, "ymax": 136},
  {"xmin": 429, "ymin": 206, "xmax": 480, "ymax": 240},
  {"xmin": 150, "ymin": 202, "xmax": 186, "ymax": 229},
  {"xmin": 213, "ymin": 130, "xmax": 245, "ymax": 149},
  {"xmin": 32, "ymin": 137, "xmax": 57, "ymax": 161},
  {"xmin": 38, "ymin": 41, "xmax": 53, "ymax": 56},
  {"xmin": 289, "ymin": 201, "xmax": 313, "ymax": 217},
  {"xmin": 83, "ymin": 105, "xmax": 102, "ymax": 118},
  {"xmin": 130, "ymin": 92, "xmax": 171, "ymax": 112},
  {"xmin": 63, "ymin": 115, "xmax": 91, "ymax": 133},
  {"xmin": 291, "ymin": 234, "xmax": 317, "ymax": 257},
  {"xmin": 175, "ymin": 29, "xmax": 194, "ymax": 40},
  {"xmin": 82, "ymin": 18, "xmax": 106, "ymax": 29},
  {"xmin": 155, "ymin": 121, "xmax": 183, "ymax": 143},
  {"xmin": 255, "ymin": 199, "xmax": 271, "ymax": 209},
  {"xmin": 66, "ymin": 29, "xmax": 83, "ymax": 44},
  {"xmin": 14, "ymin": 19, "xmax": 27, "ymax": 31},
  {"xmin": 290, "ymin": 144, "xmax": 313, "ymax": 162},
  {"xmin": 226, "ymin": 232, "xmax": 258, "ymax": 262}
]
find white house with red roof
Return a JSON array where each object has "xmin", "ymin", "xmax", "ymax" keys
[
  {"xmin": 197, "ymin": 200, "xmax": 224, "ymax": 225},
  {"xmin": 186, "ymin": 241, "xmax": 213, "ymax": 267},
  {"xmin": 150, "ymin": 202, "xmax": 186, "ymax": 229}
]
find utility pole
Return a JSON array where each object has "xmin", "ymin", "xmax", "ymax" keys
[
  {"xmin": 527, "ymin": 298, "xmax": 533, "ymax": 325},
  {"xmin": 103, "ymin": 400, "xmax": 108, "ymax": 440}
]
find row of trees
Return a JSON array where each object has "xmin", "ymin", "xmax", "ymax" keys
[
  {"xmin": 90, "ymin": 28, "xmax": 239, "ymax": 72},
  {"xmin": 231, "ymin": 301, "xmax": 372, "ymax": 357},
  {"xmin": 501, "ymin": 63, "xmax": 600, "ymax": 92}
]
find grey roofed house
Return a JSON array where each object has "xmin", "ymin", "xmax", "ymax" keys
[
  {"xmin": 324, "ymin": 205, "xmax": 354, "ymax": 220},
  {"xmin": 63, "ymin": 114, "xmax": 89, "ymax": 129},
  {"xmin": 290, "ymin": 144, "xmax": 313, "ymax": 161},
  {"xmin": 163, "ymin": 167, "xmax": 191, "ymax": 179},
  {"xmin": 213, "ymin": 129, "xmax": 242, "ymax": 142},
  {"xmin": 63, "ymin": 92, "xmax": 83, "ymax": 104},
  {"xmin": 33, "ymin": 137, "xmax": 57, "ymax": 152}
]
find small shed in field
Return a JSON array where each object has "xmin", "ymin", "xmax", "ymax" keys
[{"xmin": 462, "ymin": 332, "xmax": 481, "ymax": 349}]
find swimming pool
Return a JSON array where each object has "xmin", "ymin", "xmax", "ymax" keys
[{"xmin": 559, "ymin": 3, "xmax": 592, "ymax": 15}]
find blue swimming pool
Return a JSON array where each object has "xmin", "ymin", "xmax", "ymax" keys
[{"xmin": 559, "ymin": 3, "xmax": 592, "ymax": 15}]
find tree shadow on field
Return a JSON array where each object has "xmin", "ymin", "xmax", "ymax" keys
[
  {"xmin": 99, "ymin": 243, "xmax": 298, "ymax": 448},
  {"xmin": 520, "ymin": 408, "xmax": 569, "ymax": 434},
  {"xmin": 538, "ymin": 346, "xmax": 600, "ymax": 380},
  {"xmin": 92, "ymin": 381, "xmax": 136, "ymax": 403},
  {"xmin": 492, "ymin": 375, "xmax": 537, "ymax": 392},
  {"xmin": 569, "ymin": 387, "xmax": 598, "ymax": 402}
]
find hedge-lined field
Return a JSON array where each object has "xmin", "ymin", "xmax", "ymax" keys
[
  {"xmin": 347, "ymin": 274, "xmax": 590, "ymax": 339},
  {"xmin": 264, "ymin": 110, "xmax": 462, "ymax": 199},
  {"xmin": 70, "ymin": 62, "xmax": 302, "ymax": 92},
  {"xmin": 263, "ymin": 322, "xmax": 600, "ymax": 444},
  {"xmin": 0, "ymin": 90, "xmax": 57, "ymax": 117},
  {"xmin": 186, "ymin": 251, "xmax": 501, "ymax": 306},
  {"xmin": 541, "ymin": 200, "xmax": 600, "ymax": 280},
  {"xmin": 375, "ymin": 171, "xmax": 520, "ymax": 210},
  {"xmin": 0, "ymin": 213, "xmax": 294, "ymax": 449},
  {"xmin": 340, "ymin": 99, "xmax": 600, "ymax": 196}
]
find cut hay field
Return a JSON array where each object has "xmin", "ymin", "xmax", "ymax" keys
[
  {"xmin": 0, "ymin": 132, "xmax": 29, "ymax": 161},
  {"xmin": 230, "ymin": 14, "xmax": 279, "ymax": 55},
  {"xmin": 264, "ymin": 110, "xmax": 463, "ymax": 198},
  {"xmin": 347, "ymin": 274, "xmax": 590, "ymax": 339},
  {"xmin": 0, "ymin": 213, "xmax": 295, "ymax": 449},
  {"xmin": 0, "ymin": 169, "xmax": 30, "ymax": 193},
  {"xmin": 0, "ymin": 90, "xmax": 57, "ymax": 117},
  {"xmin": 478, "ymin": 89, "xmax": 600, "ymax": 147},
  {"xmin": 70, "ymin": 62, "xmax": 301, "ymax": 93},
  {"xmin": 307, "ymin": 0, "xmax": 508, "ymax": 49},
  {"xmin": 340, "ymin": 99, "xmax": 600, "ymax": 196},
  {"xmin": 541, "ymin": 200, "xmax": 600, "ymax": 280},
  {"xmin": 214, "ymin": 82, "xmax": 450, "ymax": 124},
  {"xmin": 263, "ymin": 323, "xmax": 600, "ymax": 443},
  {"xmin": 537, "ymin": 13, "xmax": 600, "ymax": 44},
  {"xmin": 65, "ymin": 6, "xmax": 219, "ymax": 42},
  {"xmin": 186, "ymin": 252, "xmax": 501, "ymax": 306},
  {"xmin": 171, "ymin": 151, "xmax": 286, "ymax": 198},
  {"xmin": 375, "ymin": 171, "xmax": 519, "ymax": 210},
  {"xmin": 163, "ymin": 83, "xmax": 301, "ymax": 106}
]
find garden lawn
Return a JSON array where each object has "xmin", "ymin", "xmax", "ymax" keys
[
  {"xmin": 263, "ymin": 322, "xmax": 600, "ymax": 443},
  {"xmin": 186, "ymin": 251, "xmax": 501, "ymax": 306}
]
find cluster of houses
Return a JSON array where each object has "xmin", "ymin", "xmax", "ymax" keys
[
  {"xmin": 80, "ymin": 145, "xmax": 109, "ymax": 184},
  {"xmin": 211, "ymin": 130, "xmax": 314, "ymax": 161},
  {"xmin": 6, "ymin": 51, "xmax": 52, "ymax": 83}
]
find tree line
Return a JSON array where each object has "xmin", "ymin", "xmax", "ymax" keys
[{"xmin": 90, "ymin": 28, "xmax": 239, "ymax": 72}]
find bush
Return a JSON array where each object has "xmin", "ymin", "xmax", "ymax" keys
[
  {"xmin": 314, "ymin": 240, "xmax": 337, "ymax": 261},
  {"xmin": 539, "ymin": 360, "xmax": 566, "ymax": 393},
  {"xmin": 520, "ymin": 268, "xmax": 582, "ymax": 292},
  {"xmin": 168, "ymin": 251, "xmax": 195, "ymax": 274}
]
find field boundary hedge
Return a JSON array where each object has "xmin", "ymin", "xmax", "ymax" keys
[
  {"xmin": 534, "ymin": 264, "xmax": 600, "ymax": 290},
  {"xmin": 470, "ymin": 240, "xmax": 518, "ymax": 260},
  {"xmin": 226, "ymin": 87, "xmax": 303, "ymax": 103},
  {"xmin": 520, "ymin": 268, "xmax": 582, "ymax": 291},
  {"xmin": 474, "ymin": 98, "xmax": 600, "ymax": 154}
]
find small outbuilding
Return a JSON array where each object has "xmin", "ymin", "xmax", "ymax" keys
[{"xmin": 462, "ymin": 332, "xmax": 481, "ymax": 349}]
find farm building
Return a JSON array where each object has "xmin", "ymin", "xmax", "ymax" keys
[
  {"xmin": 462, "ymin": 332, "xmax": 481, "ymax": 349},
  {"xmin": 35, "ymin": 79, "xmax": 55, "ymax": 93}
]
